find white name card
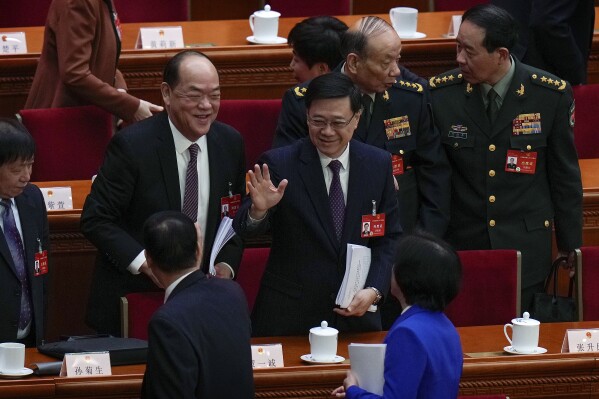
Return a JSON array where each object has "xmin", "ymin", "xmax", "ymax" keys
[
  {"xmin": 251, "ymin": 344, "xmax": 284, "ymax": 368},
  {"xmin": 40, "ymin": 187, "xmax": 73, "ymax": 211},
  {"xmin": 0, "ymin": 32, "xmax": 27, "ymax": 54},
  {"xmin": 447, "ymin": 15, "xmax": 462, "ymax": 38},
  {"xmin": 60, "ymin": 352, "xmax": 112, "ymax": 377},
  {"xmin": 135, "ymin": 27, "xmax": 184, "ymax": 50},
  {"xmin": 561, "ymin": 328, "xmax": 599, "ymax": 353}
]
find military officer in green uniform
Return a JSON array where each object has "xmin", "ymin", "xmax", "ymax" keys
[
  {"xmin": 274, "ymin": 16, "xmax": 450, "ymax": 238},
  {"xmin": 430, "ymin": 4, "xmax": 582, "ymax": 312}
]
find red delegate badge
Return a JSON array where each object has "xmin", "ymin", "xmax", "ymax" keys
[{"xmin": 505, "ymin": 150, "xmax": 537, "ymax": 174}]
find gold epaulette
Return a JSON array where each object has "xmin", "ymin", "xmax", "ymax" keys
[
  {"xmin": 429, "ymin": 72, "xmax": 463, "ymax": 89},
  {"xmin": 394, "ymin": 79, "xmax": 424, "ymax": 93},
  {"xmin": 293, "ymin": 85, "xmax": 308, "ymax": 98},
  {"xmin": 530, "ymin": 73, "xmax": 567, "ymax": 92}
]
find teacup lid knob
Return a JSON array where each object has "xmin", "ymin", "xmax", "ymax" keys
[
  {"xmin": 523, "ymin": 312, "xmax": 530, "ymax": 319},
  {"xmin": 264, "ymin": 4, "xmax": 271, "ymax": 11},
  {"xmin": 321, "ymin": 320, "xmax": 328, "ymax": 329}
]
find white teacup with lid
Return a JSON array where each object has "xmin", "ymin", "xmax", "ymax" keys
[
  {"xmin": 249, "ymin": 5, "xmax": 281, "ymax": 42},
  {"xmin": 504, "ymin": 312, "xmax": 540, "ymax": 353},
  {"xmin": 309, "ymin": 321, "xmax": 338, "ymax": 362}
]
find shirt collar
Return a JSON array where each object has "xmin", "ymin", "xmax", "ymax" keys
[
  {"xmin": 169, "ymin": 117, "xmax": 207, "ymax": 155},
  {"xmin": 318, "ymin": 142, "xmax": 350, "ymax": 171},
  {"xmin": 164, "ymin": 270, "xmax": 195, "ymax": 303}
]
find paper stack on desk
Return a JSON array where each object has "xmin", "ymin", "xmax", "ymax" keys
[
  {"xmin": 336, "ymin": 244, "xmax": 371, "ymax": 309},
  {"xmin": 208, "ymin": 216, "xmax": 236, "ymax": 275}
]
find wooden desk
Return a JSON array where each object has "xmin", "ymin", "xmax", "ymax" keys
[
  {"xmin": 2, "ymin": 9, "xmax": 599, "ymax": 118},
  {"xmin": 2, "ymin": 321, "xmax": 598, "ymax": 398}
]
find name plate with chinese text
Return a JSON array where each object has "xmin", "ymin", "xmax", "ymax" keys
[
  {"xmin": 251, "ymin": 344, "xmax": 284, "ymax": 368},
  {"xmin": 40, "ymin": 187, "xmax": 73, "ymax": 211},
  {"xmin": 0, "ymin": 32, "xmax": 27, "ymax": 54},
  {"xmin": 60, "ymin": 352, "xmax": 112, "ymax": 377},
  {"xmin": 135, "ymin": 27, "xmax": 184, "ymax": 49},
  {"xmin": 561, "ymin": 328, "xmax": 599, "ymax": 353}
]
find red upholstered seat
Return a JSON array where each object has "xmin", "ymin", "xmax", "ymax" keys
[
  {"xmin": 18, "ymin": 106, "xmax": 113, "ymax": 182},
  {"xmin": 578, "ymin": 247, "xmax": 599, "ymax": 321},
  {"xmin": 434, "ymin": 0, "xmax": 489, "ymax": 11},
  {"xmin": 266, "ymin": 0, "xmax": 350, "ymax": 17},
  {"xmin": 218, "ymin": 99, "xmax": 282, "ymax": 170},
  {"xmin": 445, "ymin": 250, "xmax": 520, "ymax": 327},
  {"xmin": 573, "ymin": 84, "xmax": 599, "ymax": 159},
  {"xmin": 113, "ymin": 0, "xmax": 189, "ymax": 22},
  {"xmin": 0, "ymin": 0, "xmax": 52, "ymax": 27},
  {"xmin": 236, "ymin": 247, "xmax": 270, "ymax": 311},
  {"xmin": 120, "ymin": 292, "xmax": 164, "ymax": 339}
]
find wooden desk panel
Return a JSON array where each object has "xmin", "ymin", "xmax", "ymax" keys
[{"xmin": 2, "ymin": 322, "xmax": 598, "ymax": 398}]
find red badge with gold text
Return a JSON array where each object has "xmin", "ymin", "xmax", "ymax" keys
[
  {"xmin": 361, "ymin": 200, "xmax": 385, "ymax": 238},
  {"xmin": 34, "ymin": 250, "xmax": 48, "ymax": 277},
  {"xmin": 220, "ymin": 194, "xmax": 240, "ymax": 219},
  {"xmin": 505, "ymin": 150, "xmax": 537, "ymax": 174},
  {"xmin": 391, "ymin": 154, "xmax": 404, "ymax": 176}
]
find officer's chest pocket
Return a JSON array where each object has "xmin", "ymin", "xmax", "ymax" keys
[
  {"xmin": 441, "ymin": 131, "xmax": 475, "ymax": 151},
  {"xmin": 385, "ymin": 133, "xmax": 417, "ymax": 154},
  {"xmin": 509, "ymin": 134, "xmax": 547, "ymax": 152}
]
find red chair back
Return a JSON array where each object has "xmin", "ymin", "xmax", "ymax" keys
[
  {"xmin": 573, "ymin": 84, "xmax": 599, "ymax": 159},
  {"xmin": 434, "ymin": 0, "xmax": 489, "ymax": 11},
  {"xmin": 19, "ymin": 106, "xmax": 113, "ymax": 181},
  {"xmin": 236, "ymin": 247, "xmax": 270, "ymax": 311},
  {"xmin": 266, "ymin": 0, "xmax": 350, "ymax": 17},
  {"xmin": 578, "ymin": 247, "xmax": 599, "ymax": 321},
  {"xmin": 0, "ymin": 0, "xmax": 52, "ymax": 27},
  {"xmin": 445, "ymin": 250, "xmax": 520, "ymax": 327},
  {"xmin": 120, "ymin": 292, "xmax": 164, "ymax": 340},
  {"xmin": 218, "ymin": 99, "xmax": 282, "ymax": 170},
  {"xmin": 113, "ymin": 0, "xmax": 189, "ymax": 22}
]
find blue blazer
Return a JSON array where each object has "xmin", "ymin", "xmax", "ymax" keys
[
  {"xmin": 234, "ymin": 138, "xmax": 402, "ymax": 336},
  {"xmin": 347, "ymin": 305, "xmax": 463, "ymax": 399}
]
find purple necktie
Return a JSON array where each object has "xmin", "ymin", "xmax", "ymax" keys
[
  {"xmin": 182, "ymin": 144, "xmax": 199, "ymax": 221},
  {"xmin": 328, "ymin": 160, "xmax": 345, "ymax": 241},
  {"xmin": 1, "ymin": 199, "xmax": 32, "ymax": 330}
]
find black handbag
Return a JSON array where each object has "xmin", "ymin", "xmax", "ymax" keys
[{"xmin": 532, "ymin": 256, "xmax": 578, "ymax": 323}]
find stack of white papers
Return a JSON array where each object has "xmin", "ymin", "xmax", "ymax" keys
[
  {"xmin": 349, "ymin": 343, "xmax": 387, "ymax": 395},
  {"xmin": 208, "ymin": 217, "xmax": 236, "ymax": 275},
  {"xmin": 336, "ymin": 244, "xmax": 371, "ymax": 309}
]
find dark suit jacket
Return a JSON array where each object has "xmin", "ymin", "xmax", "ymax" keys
[
  {"xmin": 142, "ymin": 270, "xmax": 254, "ymax": 399},
  {"xmin": 24, "ymin": 0, "xmax": 139, "ymax": 121},
  {"xmin": 81, "ymin": 111, "xmax": 246, "ymax": 335},
  {"xmin": 0, "ymin": 184, "xmax": 50, "ymax": 346},
  {"xmin": 492, "ymin": 0, "xmax": 595, "ymax": 85},
  {"xmin": 430, "ymin": 59, "xmax": 583, "ymax": 289},
  {"xmin": 346, "ymin": 305, "xmax": 463, "ymax": 399},
  {"xmin": 234, "ymin": 139, "xmax": 401, "ymax": 336},
  {"xmin": 273, "ymin": 66, "xmax": 450, "ymax": 236}
]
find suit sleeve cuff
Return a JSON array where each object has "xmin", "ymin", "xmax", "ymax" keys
[{"xmin": 127, "ymin": 251, "xmax": 146, "ymax": 274}]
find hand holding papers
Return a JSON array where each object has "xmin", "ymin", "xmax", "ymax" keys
[
  {"xmin": 348, "ymin": 343, "xmax": 387, "ymax": 395},
  {"xmin": 208, "ymin": 217, "xmax": 236, "ymax": 276},
  {"xmin": 336, "ymin": 244, "xmax": 376, "ymax": 312}
]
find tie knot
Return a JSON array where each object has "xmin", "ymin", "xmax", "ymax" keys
[
  {"xmin": 188, "ymin": 143, "xmax": 199, "ymax": 160},
  {"xmin": 487, "ymin": 88, "xmax": 498, "ymax": 102},
  {"xmin": 361, "ymin": 94, "xmax": 373, "ymax": 110},
  {"xmin": 328, "ymin": 160, "xmax": 342, "ymax": 175}
]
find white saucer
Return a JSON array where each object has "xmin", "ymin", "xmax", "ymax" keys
[
  {"xmin": 504, "ymin": 346, "xmax": 547, "ymax": 355},
  {"xmin": 300, "ymin": 354, "xmax": 345, "ymax": 364},
  {"xmin": 0, "ymin": 367, "xmax": 33, "ymax": 379},
  {"xmin": 246, "ymin": 36, "xmax": 287, "ymax": 45},
  {"xmin": 398, "ymin": 32, "xmax": 427, "ymax": 39}
]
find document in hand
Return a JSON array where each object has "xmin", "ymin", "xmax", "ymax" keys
[
  {"xmin": 349, "ymin": 343, "xmax": 387, "ymax": 395},
  {"xmin": 336, "ymin": 244, "xmax": 371, "ymax": 309},
  {"xmin": 208, "ymin": 216, "xmax": 236, "ymax": 275}
]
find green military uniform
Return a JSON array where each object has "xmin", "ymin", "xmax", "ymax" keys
[{"xmin": 430, "ymin": 58, "xmax": 582, "ymax": 311}]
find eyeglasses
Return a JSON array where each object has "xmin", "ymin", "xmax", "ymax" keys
[
  {"xmin": 172, "ymin": 90, "xmax": 221, "ymax": 105},
  {"xmin": 307, "ymin": 113, "xmax": 356, "ymax": 130}
]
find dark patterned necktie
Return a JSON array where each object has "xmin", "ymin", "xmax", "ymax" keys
[
  {"xmin": 487, "ymin": 88, "xmax": 499, "ymax": 124},
  {"xmin": 1, "ymin": 199, "xmax": 32, "ymax": 330},
  {"xmin": 360, "ymin": 94, "xmax": 373, "ymax": 131},
  {"xmin": 328, "ymin": 160, "xmax": 345, "ymax": 241},
  {"xmin": 182, "ymin": 144, "xmax": 199, "ymax": 221}
]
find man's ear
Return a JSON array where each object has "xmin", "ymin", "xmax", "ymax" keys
[
  {"xmin": 346, "ymin": 53, "xmax": 360, "ymax": 75},
  {"xmin": 160, "ymin": 82, "xmax": 171, "ymax": 107},
  {"xmin": 497, "ymin": 47, "xmax": 510, "ymax": 64}
]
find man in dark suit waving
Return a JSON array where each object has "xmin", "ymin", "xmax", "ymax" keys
[
  {"xmin": 234, "ymin": 73, "xmax": 401, "ymax": 336},
  {"xmin": 141, "ymin": 211, "xmax": 253, "ymax": 399},
  {"xmin": 0, "ymin": 118, "xmax": 50, "ymax": 346},
  {"xmin": 81, "ymin": 51, "xmax": 246, "ymax": 336}
]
